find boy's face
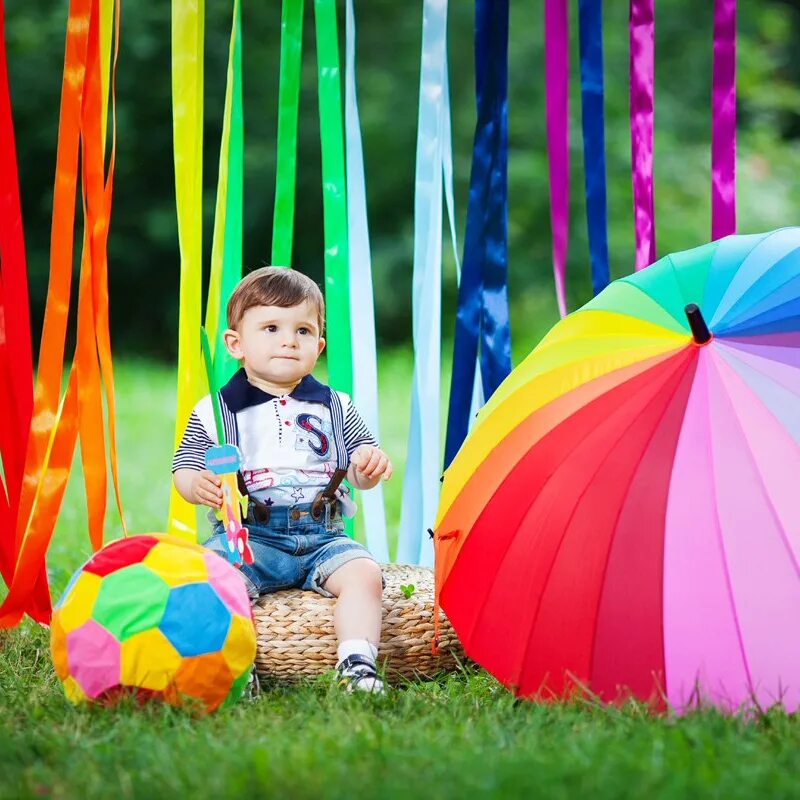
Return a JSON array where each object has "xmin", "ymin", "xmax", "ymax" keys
[{"xmin": 224, "ymin": 301, "xmax": 325, "ymax": 386}]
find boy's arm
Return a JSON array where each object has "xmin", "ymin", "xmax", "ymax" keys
[
  {"xmin": 348, "ymin": 445, "xmax": 393, "ymax": 490},
  {"xmin": 172, "ymin": 405, "xmax": 223, "ymax": 508},
  {"xmin": 341, "ymin": 395, "xmax": 391, "ymax": 490},
  {"xmin": 173, "ymin": 468, "xmax": 223, "ymax": 508}
]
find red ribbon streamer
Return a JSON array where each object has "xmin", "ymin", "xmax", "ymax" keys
[
  {"xmin": 0, "ymin": 0, "xmax": 46, "ymax": 610},
  {"xmin": 629, "ymin": 0, "xmax": 656, "ymax": 271}
]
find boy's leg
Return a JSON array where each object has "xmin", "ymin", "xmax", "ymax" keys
[
  {"xmin": 322, "ymin": 557, "xmax": 383, "ymax": 644},
  {"xmin": 322, "ymin": 558, "xmax": 384, "ymax": 692}
]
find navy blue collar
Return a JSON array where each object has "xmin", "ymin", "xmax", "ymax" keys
[{"xmin": 220, "ymin": 369, "xmax": 331, "ymax": 412}]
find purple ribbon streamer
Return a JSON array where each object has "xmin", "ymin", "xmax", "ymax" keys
[
  {"xmin": 712, "ymin": 0, "xmax": 737, "ymax": 240},
  {"xmin": 629, "ymin": 0, "xmax": 656, "ymax": 271},
  {"xmin": 545, "ymin": 0, "xmax": 569, "ymax": 317}
]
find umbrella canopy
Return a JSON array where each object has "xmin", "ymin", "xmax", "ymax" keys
[{"xmin": 435, "ymin": 229, "xmax": 800, "ymax": 713}]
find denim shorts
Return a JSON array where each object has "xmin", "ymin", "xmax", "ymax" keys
[{"xmin": 204, "ymin": 503, "xmax": 377, "ymax": 600}]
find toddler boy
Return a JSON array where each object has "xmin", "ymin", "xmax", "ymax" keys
[{"xmin": 173, "ymin": 267, "xmax": 392, "ymax": 692}]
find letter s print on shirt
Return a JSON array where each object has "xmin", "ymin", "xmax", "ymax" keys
[{"xmin": 295, "ymin": 413, "xmax": 332, "ymax": 458}]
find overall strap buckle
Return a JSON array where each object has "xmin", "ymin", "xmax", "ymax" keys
[{"xmin": 311, "ymin": 468, "xmax": 348, "ymax": 529}]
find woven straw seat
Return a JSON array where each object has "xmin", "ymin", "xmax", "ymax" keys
[{"xmin": 253, "ymin": 563, "xmax": 464, "ymax": 683}]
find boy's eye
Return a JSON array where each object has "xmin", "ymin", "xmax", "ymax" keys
[
  {"xmin": 266, "ymin": 325, "xmax": 278, "ymax": 333},
  {"xmin": 297, "ymin": 327, "xmax": 309, "ymax": 335}
]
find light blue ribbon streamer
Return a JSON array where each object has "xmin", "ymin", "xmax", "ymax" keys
[
  {"xmin": 398, "ymin": 0, "xmax": 447, "ymax": 567},
  {"xmin": 398, "ymin": 0, "xmax": 472, "ymax": 566},
  {"xmin": 344, "ymin": 0, "xmax": 389, "ymax": 562}
]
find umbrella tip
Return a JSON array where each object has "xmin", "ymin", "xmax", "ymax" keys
[{"xmin": 684, "ymin": 304, "xmax": 712, "ymax": 345}]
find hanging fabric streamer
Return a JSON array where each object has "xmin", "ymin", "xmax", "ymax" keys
[
  {"xmin": 10, "ymin": 0, "xmax": 92, "ymax": 589},
  {"xmin": 545, "ymin": 0, "xmax": 569, "ymax": 318},
  {"xmin": 400, "ymin": 0, "xmax": 471, "ymax": 565},
  {"xmin": 444, "ymin": 0, "xmax": 512, "ymax": 470},
  {"xmin": 75, "ymin": 0, "xmax": 124, "ymax": 553},
  {"xmin": 92, "ymin": 0, "xmax": 126, "ymax": 547},
  {"xmin": 1, "ymin": 0, "xmax": 121, "ymax": 626},
  {"xmin": 272, "ymin": 0, "xmax": 303, "ymax": 267},
  {"xmin": 314, "ymin": 0, "xmax": 353, "ymax": 397},
  {"xmin": 168, "ymin": 0, "xmax": 205, "ymax": 540},
  {"xmin": 2, "ymin": 0, "xmax": 94, "ymax": 626},
  {"xmin": 629, "ymin": 0, "xmax": 656, "ymax": 271},
  {"xmin": 711, "ymin": 0, "xmax": 736, "ymax": 240},
  {"xmin": 578, "ymin": 0, "xmax": 610, "ymax": 296},
  {"xmin": 344, "ymin": 0, "xmax": 388, "ymax": 561},
  {"xmin": 397, "ymin": 0, "xmax": 449, "ymax": 566},
  {"xmin": 0, "ymin": 0, "xmax": 34, "ymax": 586},
  {"xmin": 206, "ymin": 0, "xmax": 243, "ymax": 386},
  {"xmin": 443, "ymin": 64, "xmax": 485, "ymax": 425}
]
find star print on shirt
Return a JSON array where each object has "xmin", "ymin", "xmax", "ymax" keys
[{"xmin": 290, "ymin": 485, "xmax": 306, "ymax": 503}]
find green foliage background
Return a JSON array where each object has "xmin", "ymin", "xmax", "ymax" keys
[{"xmin": 6, "ymin": 0, "xmax": 800, "ymax": 359}]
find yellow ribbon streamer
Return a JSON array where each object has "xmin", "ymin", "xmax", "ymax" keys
[{"xmin": 168, "ymin": 0, "xmax": 205, "ymax": 540}]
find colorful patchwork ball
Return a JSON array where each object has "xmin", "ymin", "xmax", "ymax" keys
[{"xmin": 51, "ymin": 533, "xmax": 256, "ymax": 713}]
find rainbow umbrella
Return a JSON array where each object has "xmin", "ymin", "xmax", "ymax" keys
[{"xmin": 435, "ymin": 229, "xmax": 800, "ymax": 713}]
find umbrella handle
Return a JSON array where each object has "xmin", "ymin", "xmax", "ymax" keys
[{"xmin": 685, "ymin": 304, "xmax": 712, "ymax": 344}]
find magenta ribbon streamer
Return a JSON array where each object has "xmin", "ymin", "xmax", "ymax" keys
[
  {"xmin": 629, "ymin": 0, "xmax": 656, "ymax": 271},
  {"xmin": 545, "ymin": 0, "xmax": 569, "ymax": 318},
  {"xmin": 712, "ymin": 0, "xmax": 736, "ymax": 240}
]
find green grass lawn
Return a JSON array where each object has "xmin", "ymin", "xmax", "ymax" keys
[{"xmin": 2, "ymin": 351, "xmax": 800, "ymax": 799}]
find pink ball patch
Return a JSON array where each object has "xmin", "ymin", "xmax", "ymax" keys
[
  {"xmin": 204, "ymin": 551, "xmax": 252, "ymax": 618},
  {"xmin": 67, "ymin": 620, "xmax": 121, "ymax": 699}
]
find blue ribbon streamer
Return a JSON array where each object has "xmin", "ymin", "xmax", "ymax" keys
[
  {"xmin": 444, "ymin": 0, "xmax": 512, "ymax": 468},
  {"xmin": 578, "ymin": 0, "xmax": 610, "ymax": 296}
]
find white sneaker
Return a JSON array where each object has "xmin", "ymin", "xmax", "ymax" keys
[{"xmin": 336, "ymin": 655, "xmax": 385, "ymax": 694}]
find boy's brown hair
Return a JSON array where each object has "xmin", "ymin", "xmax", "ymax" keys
[{"xmin": 227, "ymin": 266, "xmax": 325, "ymax": 333}]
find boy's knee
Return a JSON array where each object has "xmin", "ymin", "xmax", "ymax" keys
[
  {"xmin": 361, "ymin": 560, "xmax": 384, "ymax": 594},
  {"xmin": 342, "ymin": 558, "xmax": 383, "ymax": 595}
]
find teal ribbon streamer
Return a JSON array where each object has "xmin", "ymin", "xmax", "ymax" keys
[{"xmin": 344, "ymin": 0, "xmax": 389, "ymax": 562}]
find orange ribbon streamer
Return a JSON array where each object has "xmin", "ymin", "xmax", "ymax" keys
[{"xmin": 0, "ymin": 0, "xmax": 123, "ymax": 627}]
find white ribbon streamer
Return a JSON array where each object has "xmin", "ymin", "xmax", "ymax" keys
[{"xmin": 344, "ymin": 0, "xmax": 389, "ymax": 562}]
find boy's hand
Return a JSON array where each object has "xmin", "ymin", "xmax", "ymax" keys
[
  {"xmin": 349, "ymin": 445, "xmax": 393, "ymax": 485},
  {"xmin": 190, "ymin": 469, "xmax": 223, "ymax": 508}
]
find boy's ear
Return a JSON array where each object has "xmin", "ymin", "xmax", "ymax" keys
[
  {"xmin": 223, "ymin": 328, "xmax": 243, "ymax": 359},
  {"xmin": 317, "ymin": 336, "xmax": 326, "ymax": 356}
]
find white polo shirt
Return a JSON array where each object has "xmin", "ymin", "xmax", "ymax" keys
[{"xmin": 173, "ymin": 369, "xmax": 377, "ymax": 507}]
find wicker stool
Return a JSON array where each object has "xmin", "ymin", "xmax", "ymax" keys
[{"xmin": 252, "ymin": 563, "xmax": 464, "ymax": 683}]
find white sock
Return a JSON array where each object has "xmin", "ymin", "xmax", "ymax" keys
[{"xmin": 337, "ymin": 639, "xmax": 378, "ymax": 665}]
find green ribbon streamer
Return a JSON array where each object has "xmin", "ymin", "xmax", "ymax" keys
[
  {"xmin": 218, "ymin": 0, "xmax": 244, "ymax": 385},
  {"xmin": 314, "ymin": 0, "xmax": 352, "ymax": 397},
  {"xmin": 201, "ymin": 326, "xmax": 226, "ymax": 445},
  {"xmin": 270, "ymin": 0, "xmax": 355, "ymax": 536},
  {"xmin": 272, "ymin": 0, "xmax": 303, "ymax": 267},
  {"xmin": 206, "ymin": 0, "xmax": 243, "ymax": 386}
]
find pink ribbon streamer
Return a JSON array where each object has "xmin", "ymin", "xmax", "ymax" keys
[
  {"xmin": 629, "ymin": 0, "xmax": 656, "ymax": 271},
  {"xmin": 545, "ymin": 0, "xmax": 569, "ymax": 318},
  {"xmin": 712, "ymin": 0, "xmax": 737, "ymax": 240}
]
